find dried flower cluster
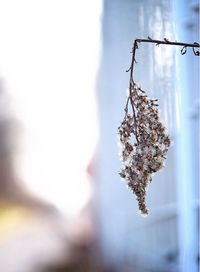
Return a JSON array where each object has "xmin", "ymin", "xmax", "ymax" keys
[{"xmin": 118, "ymin": 82, "xmax": 171, "ymax": 216}]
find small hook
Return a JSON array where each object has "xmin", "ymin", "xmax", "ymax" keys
[
  {"xmin": 164, "ymin": 38, "xmax": 170, "ymax": 43},
  {"xmin": 126, "ymin": 67, "xmax": 131, "ymax": 72},
  {"xmin": 181, "ymin": 46, "xmax": 187, "ymax": 55},
  {"xmin": 192, "ymin": 47, "xmax": 200, "ymax": 56}
]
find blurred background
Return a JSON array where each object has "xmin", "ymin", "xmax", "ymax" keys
[{"xmin": 0, "ymin": 0, "xmax": 199, "ymax": 272}]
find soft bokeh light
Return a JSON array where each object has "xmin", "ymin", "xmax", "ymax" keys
[{"xmin": 0, "ymin": 0, "xmax": 102, "ymax": 217}]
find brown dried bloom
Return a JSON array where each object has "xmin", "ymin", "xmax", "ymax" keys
[{"xmin": 118, "ymin": 82, "xmax": 171, "ymax": 216}]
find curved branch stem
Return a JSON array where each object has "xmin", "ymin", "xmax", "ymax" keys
[
  {"xmin": 136, "ymin": 38, "xmax": 200, "ymax": 47},
  {"xmin": 125, "ymin": 37, "xmax": 200, "ymax": 145},
  {"xmin": 128, "ymin": 37, "xmax": 200, "ymax": 82}
]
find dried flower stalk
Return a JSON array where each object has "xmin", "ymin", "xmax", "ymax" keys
[
  {"xmin": 118, "ymin": 81, "xmax": 171, "ymax": 216},
  {"xmin": 117, "ymin": 38, "xmax": 199, "ymax": 216}
]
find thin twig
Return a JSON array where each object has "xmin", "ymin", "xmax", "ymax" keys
[
  {"xmin": 136, "ymin": 38, "xmax": 200, "ymax": 47},
  {"xmin": 128, "ymin": 37, "xmax": 200, "ymax": 82}
]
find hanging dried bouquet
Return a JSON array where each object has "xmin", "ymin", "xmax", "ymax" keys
[
  {"xmin": 118, "ymin": 37, "xmax": 199, "ymax": 216},
  {"xmin": 118, "ymin": 81, "xmax": 171, "ymax": 216}
]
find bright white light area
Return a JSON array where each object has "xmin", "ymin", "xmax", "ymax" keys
[{"xmin": 0, "ymin": 0, "xmax": 101, "ymax": 217}]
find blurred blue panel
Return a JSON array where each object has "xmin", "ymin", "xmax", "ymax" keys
[{"xmin": 97, "ymin": 0, "xmax": 199, "ymax": 271}]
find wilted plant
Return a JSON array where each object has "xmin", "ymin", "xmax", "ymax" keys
[
  {"xmin": 118, "ymin": 37, "xmax": 199, "ymax": 216},
  {"xmin": 118, "ymin": 81, "xmax": 171, "ymax": 216}
]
